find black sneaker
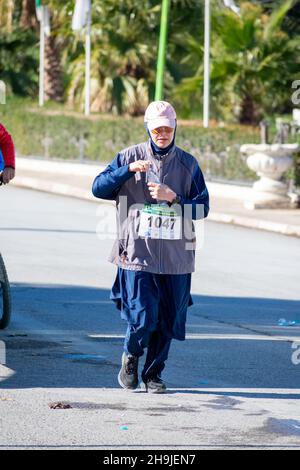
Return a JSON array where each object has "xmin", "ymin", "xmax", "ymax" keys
[
  {"xmin": 142, "ymin": 375, "xmax": 167, "ymax": 394},
  {"xmin": 118, "ymin": 352, "xmax": 139, "ymax": 390}
]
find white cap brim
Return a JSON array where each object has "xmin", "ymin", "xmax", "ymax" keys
[{"xmin": 146, "ymin": 118, "xmax": 176, "ymax": 131}]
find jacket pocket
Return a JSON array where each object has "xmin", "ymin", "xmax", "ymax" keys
[{"xmin": 126, "ymin": 236, "xmax": 153, "ymax": 267}]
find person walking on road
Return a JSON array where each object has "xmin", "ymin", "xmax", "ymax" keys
[
  {"xmin": 92, "ymin": 101, "xmax": 209, "ymax": 393},
  {"xmin": 0, "ymin": 123, "xmax": 15, "ymax": 184}
]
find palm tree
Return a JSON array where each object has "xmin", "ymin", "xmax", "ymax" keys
[
  {"xmin": 0, "ymin": 0, "xmax": 15, "ymax": 33},
  {"xmin": 17, "ymin": 0, "xmax": 65, "ymax": 102},
  {"xmin": 174, "ymin": 0, "xmax": 300, "ymax": 123},
  {"xmin": 44, "ymin": 35, "xmax": 64, "ymax": 102},
  {"xmin": 65, "ymin": 0, "xmax": 203, "ymax": 115},
  {"xmin": 20, "ymin": 0, "xmax": 37, "ymax": 29},
  {"xmin": 39, "ymin": 1, "xmax": 67, "ymax": 103},
  {"xmin": 65, "ymin": 0, "xmax": 159, "ymax": 115}
]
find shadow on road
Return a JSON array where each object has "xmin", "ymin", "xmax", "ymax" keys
[{"xmin": 0, "ymin": 283, "xmax": 299, "ymax": 395}]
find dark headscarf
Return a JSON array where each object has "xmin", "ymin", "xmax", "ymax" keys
[{"xmin": 145, "ymin": 123, "xmax": 177, "ymax": 158}]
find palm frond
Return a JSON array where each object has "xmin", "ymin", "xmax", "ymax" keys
[{"xmin": 263, "ymin": 0, "xmax": 296, "ymax": 41}]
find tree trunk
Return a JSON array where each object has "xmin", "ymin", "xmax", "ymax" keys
[
  {"xmin": 239, "ymin": 93, "xmax": 262, "ymax": 125},
  {"xmin": 20, "ymin": 0, "xmax": 37, "ymax": 29},
  {"xmin": 44, "ymin": 36, "xmax": 64, "ymax": 102}
]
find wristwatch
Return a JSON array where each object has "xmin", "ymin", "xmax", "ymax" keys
[{"xmin": 168, "ymin": 194, "xmax": 182, "ymax": 207}]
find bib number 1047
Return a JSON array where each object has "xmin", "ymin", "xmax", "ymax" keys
[
  {"xmin": 138, "ymin": 210, "xmax": 181, "ymax": 240},
  {"xmin": 147, "ymin": 214, "xmax": 176, "ymax": 230}
]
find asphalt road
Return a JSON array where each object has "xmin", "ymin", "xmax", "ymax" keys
[{"xmin": 0, "ymin": 186, "xmax": 300, "ymax": 450}]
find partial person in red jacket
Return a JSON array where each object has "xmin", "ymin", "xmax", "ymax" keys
[{"xmin": 0, "ymin": 123, "xmax": 15, "ymax": 184}]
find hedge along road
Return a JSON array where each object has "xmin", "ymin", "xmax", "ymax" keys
[{"xmin": 0, "ymin": 185, "xmax": 300, "ymax": 449}]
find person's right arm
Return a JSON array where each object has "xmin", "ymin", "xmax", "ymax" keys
[{"xmin": 92, "ymin": 153, "xmax": 150, "ymax": 200}]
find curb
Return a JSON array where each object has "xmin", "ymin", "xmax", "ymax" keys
[
  {"xmin": 10, "ymin": 156, "xmax": 300, "ymax": 238},
  {"xmin": 208, "ymin": 212, "xmax": 300, "ymax": 238},
  {"xmin": 15, "ymin": 156, "xmax": 253, "ymax": 201},
  {"xmin": 12, "ymin": 176, "xmax": 95, "ymax": 202},
  {"xmin": 11, "ymin": 175, "xmax": 300, "ymax": 238}
]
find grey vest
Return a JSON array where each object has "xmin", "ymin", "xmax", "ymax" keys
[{"xmin": 108, "ymin": 141, "xmax": 206, "ymax": 274}]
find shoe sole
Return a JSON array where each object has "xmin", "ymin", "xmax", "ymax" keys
[{"xmin": 140, "ymin": 382, "xmax": 166, "ymax": 394}]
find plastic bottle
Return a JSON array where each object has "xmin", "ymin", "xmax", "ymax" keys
[
  {"xmin": 146, "ymin": 167, "xmax": 168, "ymax": 206},
  {"xmin": 146, "ymin": 168, "xmax": 160, "ymax": 184},
  {"xmin": 278, "ymin": 318, "xmax": 300, "ymax": 327}
]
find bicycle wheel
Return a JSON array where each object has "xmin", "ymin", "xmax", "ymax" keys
[{"xmin": 0, "ymin": 254, "xmax": 11, "ymax": 329}]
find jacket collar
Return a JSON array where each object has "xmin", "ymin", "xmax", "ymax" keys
[{"xmin": 146, "ymin": 139, "xmax": 176, "ymax": 166}]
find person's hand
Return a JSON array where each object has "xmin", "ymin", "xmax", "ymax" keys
[
  {"xmin": 147, "ymin": 182, "xmax": 176, "ymax": 203},
  {"xmin": 2, "ymin": 167, "xmax": 15, "ymax": 184},
  {"xmin": 129, "ymin": 160, "xmax": 151, "ymax": 173}
]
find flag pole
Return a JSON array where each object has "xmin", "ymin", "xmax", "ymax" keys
[
  {"xmin": 203, "ymin": 0, "xmax": 210, "ymax": 128},
  {"xmin": 155, "ymin": 0, "xmax": 170, "ymax": 101},
  {"xmin": 84, "ymin": 1, "xmax": 91, "ymax": 116},
  {"xmin": 39, "ymin": 5, "xmax": 45, "ymax": 107}
]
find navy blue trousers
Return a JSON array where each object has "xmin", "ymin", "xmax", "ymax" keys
[{"xmin": 110, "ymin": 268, "xmax": 193, "ymax": 380}]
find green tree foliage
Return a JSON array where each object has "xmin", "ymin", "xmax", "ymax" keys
[
  {"xmin": 63, "ymin": 0, "xmax": 202, "ymax": 115},
  {"xmin": 0, "ymin": 29, "xmax": 38, "ymax": 96},
  {"xmin": 0, "ymin": 0, "xmax": 299, "ymax": 122},
  {"xmin": 174, "ymin": 0, "xmax": 300, "ymax": 123},
  {"xmin": 0, "ymin": 0, "xmax": 38, "ymax": 96}
]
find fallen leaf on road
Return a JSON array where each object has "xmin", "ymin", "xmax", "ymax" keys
[{"xmin": 48, "ymin": 402, "xmax": 72, "ymax": 409}]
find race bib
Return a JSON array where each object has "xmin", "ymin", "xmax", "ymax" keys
[{"xmin": 138, "ymin": 204, "xmax": 181, "ymax": 240}]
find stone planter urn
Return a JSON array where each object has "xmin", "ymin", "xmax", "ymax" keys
[{"xmin": 240, "ymin": 143, "xmax": 299, "ymax": 209}]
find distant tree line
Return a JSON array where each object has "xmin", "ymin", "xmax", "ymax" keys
[{"xmin": 0, "ymin": 0, "xmax": 299, "ymax": 123}]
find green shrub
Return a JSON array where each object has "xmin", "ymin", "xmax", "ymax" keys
[{"xmin": 2, "ymin": 98, "xmax": 299, "ymax": 185}]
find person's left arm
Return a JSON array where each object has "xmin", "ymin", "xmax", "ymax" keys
[
  {"xmin": 176, "ymin": 164, "xmax": 210, "ymax": 220},
  {"xmin": 147, "ymin": 164, "xmax": 209, "ymax": 220},
  {"xmin": 0, "ymin": 124, "xmax": 15, "ymax": 183}
]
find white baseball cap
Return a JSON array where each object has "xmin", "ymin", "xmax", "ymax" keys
[{"xmin": 144, "ymin": 101, "xmax": 177, "ymax": 131}]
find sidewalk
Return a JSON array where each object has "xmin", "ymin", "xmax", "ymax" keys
[{"xmin": 11, "ymin": 157, "xmax": 300, "ymax": 238}]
